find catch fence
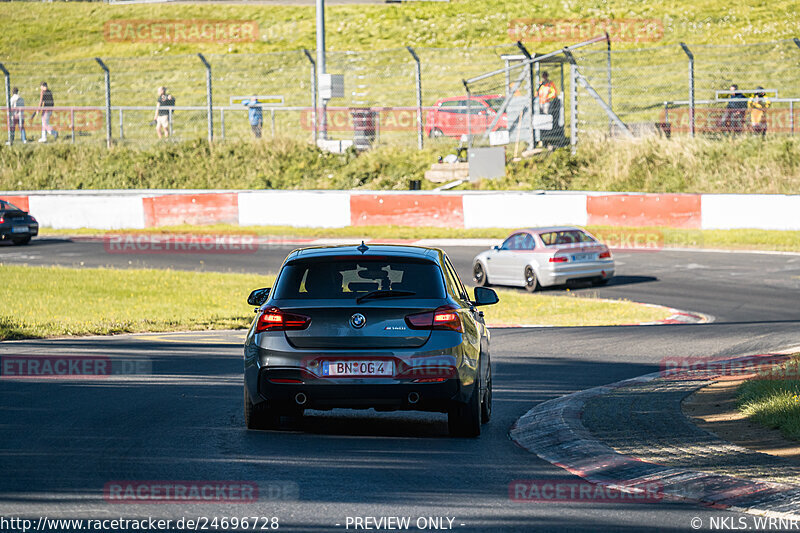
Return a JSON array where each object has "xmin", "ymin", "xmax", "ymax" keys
[{"xmin": 3, "ymin": 39, "xmax": 800, "ymax": 149}]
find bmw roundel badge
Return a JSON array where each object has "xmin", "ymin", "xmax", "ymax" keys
[{"xmin": 350, "ymin": 313, "xmax": 366, "ymax": 329}]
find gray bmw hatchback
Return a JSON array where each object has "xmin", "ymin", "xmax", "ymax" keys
[{"xmin": 243, "ymin": 243, "xmax": 499, "ymax": 437}]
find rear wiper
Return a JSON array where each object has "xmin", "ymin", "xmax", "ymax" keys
[{"xmin": 356, "ymin": 290, "xmax": 416, "ymax": 304}]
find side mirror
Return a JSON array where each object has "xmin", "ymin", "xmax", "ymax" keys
[
  {"xmin": 247, "ymin": 287, "xmax": 271, "ymax": 306},
  {"xmin": 493, "ymin": 245, "xmax": 500, "ymax": 251},
  {"xmin": 473, "ymin": 287, "xmax": 499, "ymax": 306}
]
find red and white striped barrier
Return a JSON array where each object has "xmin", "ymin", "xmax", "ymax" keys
[{"xmin": 1, "ymin": 190, "xmax": 798, "ymax": 231}]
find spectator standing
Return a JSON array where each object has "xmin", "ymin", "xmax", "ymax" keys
[
  {"xmin": 7, "ymin": 87, "xmax": 27, "ymax": 145},
  {"xmin": 536, "ymin": 71, "xmax": 558, "ymax": 115},
  {"xmin": 719, "ymin": 84, "xmax": 746, "ymax": 134},
  {"xmin": 152, "ymin": 86, "xmax": 175, "ymax": 139},
  {"xmin": 30, "ymin": 82, "xmax": 57, "ymax": 143},
  {"xmin": 748, "ymin": 86, "xmax": 771, "ymax": 138},
  {"xmin": 242, "ymin": 96, "xmax": 263, "ymax": 138}
]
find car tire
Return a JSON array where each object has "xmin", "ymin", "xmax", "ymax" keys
[
  {"xmin": 524, "ymin": 266, "xmax": 539, "ymax": 293},
  {"xmin": 481, "ymin": 360, "xmax": 492, "ymax": 424},
  {"xmin": 429, "ymin": 128, "xmax": 444, "ymax": 138},
  {"xmin": 448, "ymin": 378, "xmax": 481, "ymax": 437},
  {"xmin": 12, "ymin": 236, "xmax": 31, "ymax": 245},
  {"xmin": 473, "ymin": 262, "xmax": 489, "ymax": 287},
  {"xmin": 244, "ymin": 387, "xmax": 278, "ymax": 430}
]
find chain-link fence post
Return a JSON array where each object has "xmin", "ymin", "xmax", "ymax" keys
[
  {"xmin": 606, "ymin": 33, "xmax": 612, "ymax": 136},
  {"xmin": 680, "ymin": 43, "xmax": 695, "ymax": 137},
  {"xmin": 463, "ymin": 79, "xmax": 472, "ymax": 148},
  {"xmin": 303, "ymin": 49, "xmax": 318, "ymax": 144},
  {"xmin": 197, "ymin": 53, "xmax": 213, "ymax": 142},
  {"xmin": 94, "ymin": 58, "xmax": 112, "ymax": 148},
  {"xmin": 0, "ymin": 63, "xmax": 10, "ymax": 144},
  {"xmin": 793, "ymin": 39, "xmax": 800, "ymax": 136},
  {"xmin": 570, "ymin": 62, "xmax": 578, "ymax": 154},
  {"xmin": 406, "ymin": 46, "xmax": 423, "ymax": 150},
  {"xmin": 516, "ymin": 42, "xmax": 536, "ymax": 147}
]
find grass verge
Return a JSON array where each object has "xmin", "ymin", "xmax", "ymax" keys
[
  {"xmin": 4, "ymin": 137, "xmax": 800, "ymax": 194},
  {"xmin": 0, "ymin": 265, "xmax": 271, "ymax": 340},
  {"xmin": 40, "ymin": 224, "xmax": 800, "ymax": 253},
  {"xmin": 0, "ymin": 265, "xmax": 669, "ymax": 340},
  {"xmin": 737, "ymin": 355, "xmax": 800, "ymax": 441}
]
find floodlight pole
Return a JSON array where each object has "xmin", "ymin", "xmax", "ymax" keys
[
  {"xmin": 316, "ymin": 0, "xmax": 328, "ymax": 139},
  {"xmin": 198, "ymin": 53, "xmax": 213, "ymax": 142},
  {"xmin": 94, "ymin": 58, "xmax": 112, "ymax": 148},
  {"xmin": 0, "ymin": 63, "xmax": 10, "ymax": 145},
  {"xmin": 680, "ymin": 43, "xmax": 695, "ymax": 137}
]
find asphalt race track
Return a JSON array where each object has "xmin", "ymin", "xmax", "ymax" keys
[{"xmin": 1, "ymin": 238, "xmax": 799, "ymax": 532}]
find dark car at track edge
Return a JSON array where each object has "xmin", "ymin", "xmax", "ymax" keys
[
  {"xmin": 243, "ymin": 243, "xmax": 499, "ymax": 437},
  {"xmin": 0, "ymin": 200, "xmax": 38, "ymax": 245}
]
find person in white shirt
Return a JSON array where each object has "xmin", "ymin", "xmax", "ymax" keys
[{"xmin": 7, "ymin": 87, "xmax": 27, "ymax": 145}]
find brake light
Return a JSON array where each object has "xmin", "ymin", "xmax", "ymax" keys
[
  {"xmin": 269, "ymin": 378, "xmax": 304, "ymax": 384},
  {"xmin": 434, "ymin": 311, "xmax": 459, "ymax": 324},
  {"xmin": 255, "ymin": 306, "xmax": 311, "ymax": 333},
  {"xmin": 598, "ymin": 250, "xmax": 612, "ymax": 259},
  {"xmin": 549, "ymin": 256, "xmax": 568, "ymax": 263},
  {"xmin": 30, "ymin": 216, "xmax": 36, "ymax": 223},
  {"xmin": 405, "ymin": 306, "xmax": 462, "ymax": 333},
  {"xmin": 0, "ymin": 217, "xmax": 4, "ymax": 224}
]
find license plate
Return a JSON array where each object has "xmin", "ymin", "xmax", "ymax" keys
[
  {"xmin": 571, "ymin": 253, "xmax": 594, "ymax": 262},
  {"xmin": 322, "ymin": 360, "xmax": 393, "ymax": 377},
  {"xmin": 11, "ymin": 226, "xmax": 28, "ymax": 233}
]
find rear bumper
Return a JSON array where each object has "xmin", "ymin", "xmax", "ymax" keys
[
  {"xmin": 0, "ymin": 225, "xmax": 38, "ymax": 240},
  {"xmin": 538, "ymin": 262, "xmax": 614, "ymax": 286},
  {"xmin": 255, "ymin": 369, "xmax": 462, "ymax": 413}
]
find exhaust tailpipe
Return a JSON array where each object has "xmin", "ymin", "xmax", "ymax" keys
[
  {"xmin": 408, "ymin": 392, "xmax": 420, "ymax": 404},
  {"xmin": 295, "ymin": 392, "xmax": 307, "ymax": 406}
]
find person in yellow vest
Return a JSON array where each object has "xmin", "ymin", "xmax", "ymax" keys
[
  {"xmin": 747, "ymin": 86, "xmax": 770, "ymax": 138},
  {"xmin": 537, "ymin": 71, "xmax": 558, "ymax": 114}
]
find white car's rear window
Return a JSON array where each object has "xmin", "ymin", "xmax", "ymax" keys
[{"xmin": 539, "ymin": 230, "xmax": 596, "ymax": 246}]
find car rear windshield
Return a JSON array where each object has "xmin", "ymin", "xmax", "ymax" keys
[
  {"xmin": 272, "ymin": 257, "xmax": 446, "ymax": 300},
  {"xmin": 539, "ymin": 230, "xmax": 596, "ymax": 246},
  {"xmin": 0, "ymin": 200, "xmax": 22, "ymax": 212}
]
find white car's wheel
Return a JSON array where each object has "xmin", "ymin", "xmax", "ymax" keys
[
  {"xmin": 524, "ymin": 266, "xmax": 539, "ymax": 293},
  {"xmin": 473, "ymin": 262, "xmax": 489, "ymax": 287}
]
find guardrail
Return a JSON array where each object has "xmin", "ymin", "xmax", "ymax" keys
[{"xmin": 2, "ymin": 190, "xmax": 799, "ymax": 232}]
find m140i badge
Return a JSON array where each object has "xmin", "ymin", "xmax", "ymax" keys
[{"xmin": 350, "ymin": 313, "xmax": 366, "ymax": 329}]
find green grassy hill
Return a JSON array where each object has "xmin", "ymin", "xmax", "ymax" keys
[
  {"xmin": 3, "ymin": 1, "xmax": 799, "ymax": 193},
  {"xmin": 2, "ymin": 1, "xmax": 799, "ymax": 61},
  {"xmin": 2, "ymin": 1, "xmax": 797, "ymax": 144}
]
